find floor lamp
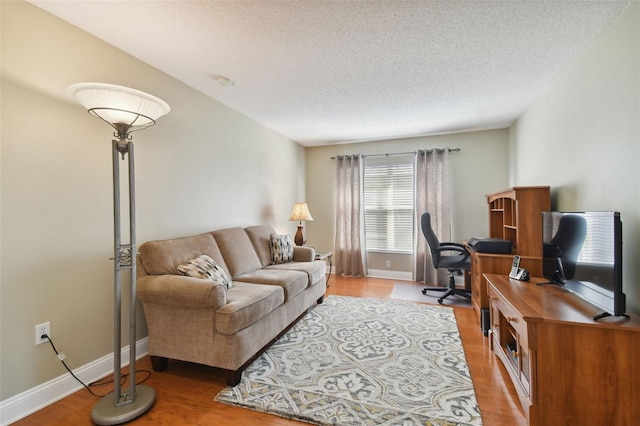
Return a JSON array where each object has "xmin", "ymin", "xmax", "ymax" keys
[{"xmin": 68, "ymin": 83, "xmax": 170, "ymax": 425}]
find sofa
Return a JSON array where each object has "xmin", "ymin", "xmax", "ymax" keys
[{"xmin": 136, "ymin": 225, "xmax": 327, "ymax": 385}]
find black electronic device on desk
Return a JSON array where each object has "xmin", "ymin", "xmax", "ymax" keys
[{"xmin": 467, "ymin": 237, "xmax": 512, "ymax": 254}]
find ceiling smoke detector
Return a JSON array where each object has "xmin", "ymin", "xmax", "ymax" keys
[{"xmin": 211, "ymin": 74, "xmax": 235, "ymax": 87}]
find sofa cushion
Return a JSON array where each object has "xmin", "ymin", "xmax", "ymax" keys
[
  {"xmin": 177, "ymin": 254, "xmax": 233, "ymax": 289},
  {"xmin": 139, "ymin": 233, "xmax": 229, "ymax": 276},
  {"xmin": 233, "ymin": 269, "xmax": 308, "ymax": 301},
  {"xmin": 267, "ymin": 260, "xmax": 327, "ymax": 287},
  {"xmin": 244, "ymin": 225, "xmax": 276, "ymax": 268},
  {"xmin": 215, "ymin": 282, "xmax": 284, "ymax": 335},
  {"xmin": 270, "ymin": 233, "xmax": 294, "ymax": 264},
  {"xmin": 212, "ymin": 228, "xmax": 262, "ymax": 278}
]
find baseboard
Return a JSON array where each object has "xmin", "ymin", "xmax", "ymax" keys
[
  {"xmin": 366, "ymin": 269, "xmax": 413, "ymax": 281},
  {"xmin": 0, "ymin": 338, "xmax": 149, "ymax": 426}
]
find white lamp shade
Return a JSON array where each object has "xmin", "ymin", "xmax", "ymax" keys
[
  {"xmin": 289, "ymin": 203, "xmax": 314, "ymax": 221},
  {"xmin": 68, "ymin": 83, "xmax": 170, "ymax": 129}
]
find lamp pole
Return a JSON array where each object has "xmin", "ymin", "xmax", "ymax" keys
[
  {"xmin": 90, "ymin": 136, "xmax": 156, "ymax": 425},
  {"xmin": 68, "ymin": 83, "xmax": 170, "ymax": 425}
]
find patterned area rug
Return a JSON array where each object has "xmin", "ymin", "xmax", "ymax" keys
[{"xmin": 215, "ymin": 296, "xmax": 482, "ymax": 425}]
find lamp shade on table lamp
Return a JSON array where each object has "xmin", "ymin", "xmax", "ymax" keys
[{"xmin": 289, "ymin": 203, "xmax": 314, "ymax": 246}]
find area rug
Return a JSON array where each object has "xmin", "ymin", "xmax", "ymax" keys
[{"xmin": 215, "ymin": 295, "xmax": 482, "ymax": 425}]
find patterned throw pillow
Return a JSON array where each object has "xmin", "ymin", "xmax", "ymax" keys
[
  {"xmin": 177, "ymin": 254, "xmax": 233, "ymax": 289},
  {"xmin": 270, "ymin": 233, "xmax": 294, "ymax": 264}
]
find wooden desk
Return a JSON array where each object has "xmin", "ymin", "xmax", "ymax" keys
[
  {"xmin": 473, "ymin": 186, "xmax": 550, "ymax": 335},
  {"xmin": 486, "ymin": 273, "xmax": 640, "ymax": 426},
  {"xmin": 467, "ymin": 248, "xmax": 541, "ymax": 334}
]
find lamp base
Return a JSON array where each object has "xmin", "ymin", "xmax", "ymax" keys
[
  {"xmin": 91, "ymin": 385, "xmax": 156, "ymax": 425},
  {"xmin": 294, "ymin": 224, "xmax": 305, "ymax": 246}
]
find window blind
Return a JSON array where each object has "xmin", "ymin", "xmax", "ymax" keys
[
  {"xmin": 545, "ymin": 212, "xmax": 615, "ymax": 265},
  {"xmin": 578, "ymin": 212, "xmax": 614, "ymax": 265},
  {"xmin": 363, "ymin": 158, "xmax": 414, "ymax": 252}
]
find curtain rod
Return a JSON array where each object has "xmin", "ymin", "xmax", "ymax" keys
[{"xmin": 330, "ymin": 147, "xmax": 460, "ymax": 160}]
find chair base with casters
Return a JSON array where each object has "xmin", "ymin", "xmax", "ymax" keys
[{"xmin": 422, "ymin": 269, "xmax": 471, "ymax": 304}]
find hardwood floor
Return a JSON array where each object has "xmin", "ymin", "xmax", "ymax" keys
[{"xmin": 14, "ymin": 276, "xmax": 526, "ymax": 426}]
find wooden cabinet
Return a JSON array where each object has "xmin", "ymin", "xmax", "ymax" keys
[
  {"xmin": 470, "ymin": 187, "xmax": 550, "ymax": 332},
  {"xmin": 486, "ymin": 273, "xmax": 640, "ymax": 426}
]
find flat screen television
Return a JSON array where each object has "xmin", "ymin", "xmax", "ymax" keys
[{"xmin": 542, "ymin": 211, "xmax": 626, "ymax": 320}]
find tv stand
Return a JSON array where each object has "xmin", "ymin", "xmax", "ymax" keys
[
  {"xmin": 486, "ymin": 273, "xmax": 640, "ymax": 426},
  {"xmin": 534, "ymin": 280, "xmax": 560, "ymax": 287},
  {"xmin": 593, "ymin": 311, "xmax": 630, "ymax": 321}
]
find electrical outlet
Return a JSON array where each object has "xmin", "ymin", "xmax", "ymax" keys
[
  {"xmin": 35, "ymin": 322, "xmax": 50, "ymax": 345},
  {"xmin": 385, "ymin": 260, "xmax": 391, "ymax": 269}
]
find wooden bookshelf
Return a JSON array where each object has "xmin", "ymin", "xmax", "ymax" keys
[{"xmin": 486, "ymin": 186, "xmax": 550, "ymax": 257}]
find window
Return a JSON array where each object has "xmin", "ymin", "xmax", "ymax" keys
[{"xmin": 363, "ymin": 157, "xmax": 414, "ymax": 253}]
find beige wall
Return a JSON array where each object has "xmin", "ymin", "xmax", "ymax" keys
[
  {"xmin": 367, "ymin": 252, "xmax": 414, "ymax": 278},
  {"xmin": 509, "ymin": 2, "xmax": 640, "ymax": 311},
  {"xmin": 1, "ymin": 1, "xmax": 305, "ymax": 400},
  {"xmin": 304, "ymin": 129, "xmax": 510, "ymax": 275}
]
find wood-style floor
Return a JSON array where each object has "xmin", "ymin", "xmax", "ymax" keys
[{"xmin": 14, "ymin": 276, "xmax": 526, "ymax": 426}]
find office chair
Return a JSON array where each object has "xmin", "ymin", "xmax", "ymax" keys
[
  {"xmin": 543, "ymin": 214, "xmax": 587, "ymax": 280},
  {"xmin": 420, "ymin": 212, "xmax": 471, "ymax": 304}
]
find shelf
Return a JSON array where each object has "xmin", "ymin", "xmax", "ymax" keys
[
  {"xmin": 505, "ymin": 341, "xmax": 518, "ymax": 367},
  {"xmin": 485, "ymin": 186, "xmax": 550, "ymax": 258}
]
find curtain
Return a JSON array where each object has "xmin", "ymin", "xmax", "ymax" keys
[
  {"xmin": 414, "ymin": 149, "xmax": 451, "ymax": 285},
  {"xmin": 334, "ymin": 154, "xmax": 365, "ymax": 276}
]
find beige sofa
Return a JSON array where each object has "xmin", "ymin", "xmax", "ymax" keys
[{"xmin": 136, "ymin": 225, "xmax": 327, "ymax": 385}]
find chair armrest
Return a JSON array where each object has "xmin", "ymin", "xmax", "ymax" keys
[
  {"xmin": 440, "ymin": 241, "xmax": 466, "ymax": 248},
  {"xmin": 293, "ymin": 245, "xmax": 316, "ymax": 262},
  {"xmin": 433, "ymin": 245, "xmax": 469, "ymax": 257},
  {"xmin": 138, "ymin": 275, "xmax": 227, "ymax": 309}
]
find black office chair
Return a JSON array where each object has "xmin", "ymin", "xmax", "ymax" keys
[
  {"xmin": 420, "ymin": 212, "xmax": 471, "ymax": 304},
  {"xmin": 543, "ymin": 214, "xmax": 587, "ymax": 280}
]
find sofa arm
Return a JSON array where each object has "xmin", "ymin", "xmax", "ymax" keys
[
  {"xmin": 138, "ymin": 275, "xmax": 227, "ymax": 309},
  {"xmin": 293, "ymin": 245, "xmax": 316, "ymax": 262}
]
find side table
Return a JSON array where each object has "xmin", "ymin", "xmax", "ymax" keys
[{"xmin": 314, "ymin": 251, "xmax": 333, "ymax": 286}]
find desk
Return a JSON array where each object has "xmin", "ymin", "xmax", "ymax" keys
[
  {"xmin": 467, "ymin": 247, "xmax": 541, "ymax": 335},
  {"xmin": 315, "ymin": 251, "xmax": 333, "ymax": 286}
]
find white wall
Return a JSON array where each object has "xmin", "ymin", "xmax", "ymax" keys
[
  {"xmin": 1, "ymin": 1, "xmax": 305, "ymax": 401},
  {"xmin": 304, "ymin": 129, "xmax": 510, "ymax": 274},
  {"xmin": 509, "ymin": 2, "xmax": 640, "ymax": 311}
]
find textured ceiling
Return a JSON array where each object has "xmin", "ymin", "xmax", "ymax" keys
[{"xmin": 30, "ymin": 1, "xmax": 631, "ymax": 146}]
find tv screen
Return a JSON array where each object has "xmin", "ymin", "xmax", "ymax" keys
[{"xmin": 542, "ymin": 211, "xmax": 625, "ymax": 319}]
